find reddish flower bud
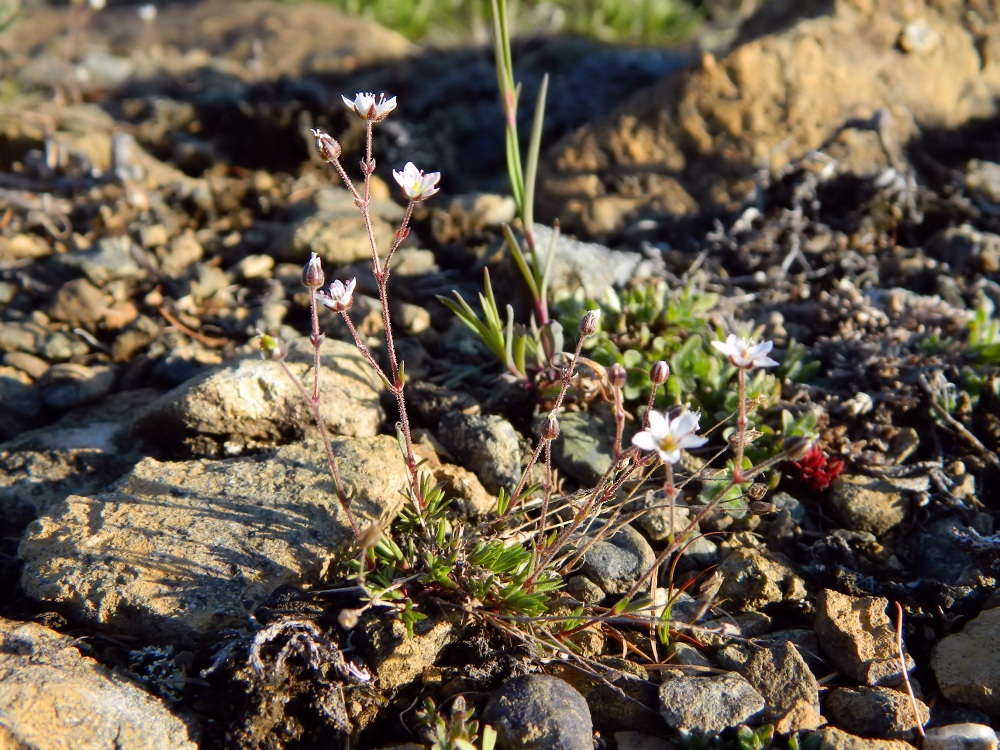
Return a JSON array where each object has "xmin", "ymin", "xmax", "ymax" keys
[
  {"xmin": 542, "ymin": 416, "xmax": 560, "ymax": 441},
  {"xmin": 301, "ymin": 252, "xmax": 325, "ymax": 289},
  {"xmin": 579, "ymin": 309, "xmax": 601, "ymax": 337},
  {"xmin": 650, "ymin": 360, "xmax": 670, "ymax": 385},
  {"xmin": 311, "ymin": 128, "xmax": 342, "ymax": 162},
  {"xmin": 608, "ymin": 363, "xmax": 627, "ymax": 388}
]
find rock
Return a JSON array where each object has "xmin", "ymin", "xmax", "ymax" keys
[
  {"xmin": 436, "ymin": 412, "xmax": 521, "ymax": 495},
  {"xmin": 538, "ymin": 0, "xmax": 1000, "ymax": 236},
  {"xmin": 514, "ymin": 223, "xmax": 653, "ymax": 300},
  {"xmin": 811, "ymin": 727, "xmax": 915, "ymax": 750},
  {"xmin": 430, "ymin": 462, "xmax": 496, "ymax": 518},
  {"xmin": 658, "ymin": 671, "xmax": 765, "ymax": 732},
  {"xmin": 63, "ymin": 235, "xmax": 146, "ymax": 285},
  {"xmin": 580, "ymin": 523, "xmax": 656, "ymax": 596},
  {"xmin": 911, "ymin": 517, "xmax": 981, "ymax": 585},
  {"xmin": 431, "ymin": 193, "xmax": 517, "ymax": 245},
  {"xmin": 816, "ymin": 589, "xmax": 914, "ymax": 687},
  {"xmin": 357, "ymin": 609, "xmax": 456, "ymax": 688},
  {"xmin": 923, "ymin": 723, "xmax": 999, "ymax": 750},
  {"xmin": 0, "ymin": 364, "xmax": 41, "ymax": 439},
  {"xmin": 825, "ymin": 474, "xmax": 908, "ymax": 535},
  {"xmin": 48, "ymin": 278, "xmax": 107, "ymax": 325},
  {"xmin": 739, "ymin": 642, "xmax": 822, "ymax": 729},
  {"xmin": 556, "ymin": 658, "xmax": 663, "ymax": 737},
  {"xmin": 667, "ymin": 643, "xmax": 714, "ymax": 673},
  {"xmin": 0, "ymin": 617, "xmax": 197, "ymax": 749},
  {"xmin": 38, "ymin": 363, "xmax": 115, "ymax": 410},
  {"xmin": 824, "ymin": 686, "xmax": 928, "ymax": 741},
  {"xmin": 715, "ymin": 548, "xmax": 807, "ymax": 611},
  {"xmin": 279, "ymin": 187, "xmax": 399, "ymax": 265},
  {"xmin": 625, "ymin": 488, "xmax": 694, "ymax": 543},
  {"xmin": 614, "ymin": 731, "xmax": 671, "ymax": 750},
  {"xmin": 932, "ymin": 607, "xmax": 1000, "ymax": 718},
  {"xmin": 546, "ymin": 409, "xmax": 617, "ymax": 485},
  {"xmin": 0, "ymin": 389, "xmax": 154, "ymax": 527},
  {"xmin": 19, "ymin": 437, "xmax": 407, "ymax": 643},
  {"xmin": 483, "ymin": 674, "xmax": 593, "ymax": 750},
  {"xmin": 132, "ymin": 337, "xmax": 382, "ymax": 458}
]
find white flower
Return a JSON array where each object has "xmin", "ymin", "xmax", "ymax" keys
[
  {"xmin": 631, "ymin": 409, "xmax": 708, "ymax": 464},
  {"xmin": 392, "ymin": 161, "xmax": 441, "ymax": 201},
  {"xmin": 138, "ymin": 4, "xmax": 157, "ymax": 22},
  {"xmin": 341, "ymin": 92, "xmax": 397, "ymax": 122},
  {"xmin": 711, "ymin": 334, "xmax": 779, "ymax": 369},
  {"xmin": 317, "ymin": 278, "xmax": 356, "ymax": 312}
]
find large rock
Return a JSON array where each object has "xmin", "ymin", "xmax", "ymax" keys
[
  {"xmin": 132, "ymin": 337, "xmax": 383, "ymax": 458},
  {"xmin": 0, "ymin": 617, "xmax": 197, "ymax": 749},
  {"xmin": 539, "ymin": 0, "xmax": 1000, "ymax": 236},
  {"xmin": 19, "ymin": 437, "xmax": 407, "ymax": 643}
]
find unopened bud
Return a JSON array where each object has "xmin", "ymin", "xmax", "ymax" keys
[
  {"xmin": 608, "ymin": 363, "xmax": 627, "ymax": 388},
  {"xmin": 749, "ymin": 500, "xmax": 776, "ymax": 515},
  {"xmin": 579, "ymin": 309, "xmax": 601, "ymax": 337},
  {"xmin": 338, "ymin": 608, "xmax": 362, "ymax": 630},
  {"xmin": 258, "ymin": 331, "xmax": 285, "ymax": 361},
  {"xmin": 782, "ymin": 435, "xmax": 814, "ymax": 460},
  {"xmin": 301, "ymin": 252, "xmax": 325, "ymax": 289},
  {"xmin": 650, "ymin": 360, "xmax": 670, "ymax": 385},
  {"xmin": 542, "ymin": 416, "xmax": 560, "ymax": 441},
  {"xmin": 747, "ymin": 482, "xmax": 768, "ymax": 501},
  {"xmin": 311, "ymin": 129, "xmax": 342, "ymax": 162}
]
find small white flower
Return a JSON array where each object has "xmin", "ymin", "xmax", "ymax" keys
[
  {"xmin": 88, "ymin": 0, "xmax": 107, "ymax": 10},
  {"xmin": 711, "ymin": 334, "xmax": 779, "ymax": 369},
  {"xmin": 392, "ymin": 161, "xmax": 441, "ymax": 201},
  {"xmin": 317, "ymin": 278, "xmax": 356, "ymax": 312},
  {"xmin": 341, "ymin": 92, "xmax": 397, "ymax": 122},
  {"xmin": 138, "ymin": 4, "xmax": 157, "ymax": 22},
  {"xmin": 631, "ymin": 409, "xmax": 708, "ymax": 464}
]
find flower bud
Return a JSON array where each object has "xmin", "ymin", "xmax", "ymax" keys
[
  {"xmin": 311, "ymin": 128, "xmax": 342, "ymax": 162},
  {"xmin": 650, "ymin": 360, "xmax": 670, "ymax": 385},
  {"xmin": 579, "ymin": 309, "xmax": 601, "ymax": 337},
  {"xmin": 542, "ymin": 415, "xmax": 560, "ymax": 441},
  {"xmin": 608, "ymin": 363, "xmax": 627, "ymax": 388},
  {"xmin": 338, "ymin": 608, "xmax": 362, "ymax": 630},
  {"xmin": 258, "ymin": 331, "xmax": 285, "ymax": 361},
  {"xmin": 782, "ymin": 435, "xmax": 814, "ymax": 460},
  {"xmin": 301, "ymin": 252, "xmax": 325, "ymax": 289}
]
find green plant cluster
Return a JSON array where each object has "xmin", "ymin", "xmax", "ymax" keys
[
  {"xmin": 303, "ymin": 0, "xmax": 702, "ymax": 45},
  {"xmin": 417, "ymin": 696, "xmax": 497, "ymax": 750}
]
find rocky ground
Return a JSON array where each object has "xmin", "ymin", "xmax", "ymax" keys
[{"xmin": 2, "ymin": 0, "xmax": 1000, "ymax": 749}]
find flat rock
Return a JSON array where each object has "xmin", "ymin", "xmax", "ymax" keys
[
  {"xmin": 132, "ymin": 337, "xmax": 382, "ymax": 458},
  {"xmin": 483, "ymin": 674, "xmax": 593, "ymax": 750},
  {"xmin": 0, "ymin": 617, "xmax": 197, "ymax": 749},
  {"xmin": 815, "ymin": 588, "xmax": 913, "ymax": 687},
  {"xmin": 0, "ymin": 389, "xmax": 157, "ymax": 527},
  {"xmin": 923, "ymin": 723, "xmax": 999, "ymax": 750},
  {"xmin": 932, "ymin": 606, "xmax": 1000, "ymax": 718},
  {"xmin": 436, "ymin": 412, "xmax": 521, "ymax": 495},
  {"xmin": 19, "ymin": 437, "xmax": 407, "ymax": 643},
  {"xmin": 658, "ymin": 671, "xmax": 765, "ymax": 732}
]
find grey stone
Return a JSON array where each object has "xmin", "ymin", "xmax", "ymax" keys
[
  {"xmin": 357, "ymin": 609, "xmax": 456, "ymax": 688},
  {"xmin": 484, "ymin": 674, "xmax": 593, "ymax": 750},
  {"xmin": 932, "ymin": 607, "xmax": 1000, "ymax": 718},
  {"xmin": 812, "ymin": 727, "xmax": 915, "ymax": 750},
  {"xmin": 545, "ymin": 409, "xmax": 616, "ymax": 486},
  {"xmin": 923, "ymin": 723, "xmax": 999, "ymax": 750},
  {"xmin": 436, "ymin": 412, "xmax": 521, "ymax": 495},
  {"xmin": 19, "ymin": 437, "xmax": 407, "ymax": 643},
  {"xmin": 48, "ymin": 278, "xmax": 107, "ymax": 325},
  {"xmin": 824, "ymin": 686, "xmax": 928, "ymax": 741},
  {"xmin": 825, "ymin": 474, "xmax": 908, "ymax": 535},
  {"xmin": 0, "ymin": 617, "xmax": 197, "ymax": 749},
  {"xmin": 38, "ymin": 363, "xmax": 115, "ymax": 410},
  {"xmin": 580, "ymin": 523, "xmax": 656, "ymax": 595},
  {"xmin": 658, "ymin": 671, "xmax": 765, "ymax": 732}
]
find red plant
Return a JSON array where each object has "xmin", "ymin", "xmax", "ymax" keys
[{"xmin": 785, "ymin": 443, "xmax": 845, "ymax": 492}]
